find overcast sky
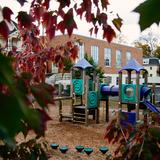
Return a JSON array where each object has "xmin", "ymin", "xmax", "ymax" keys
[{"xmin": 0, "ymin": 0, "xmax": 149, "ymax": 43}]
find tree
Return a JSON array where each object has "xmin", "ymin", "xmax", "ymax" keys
[
  {"xmin": 0, "ymin": 0, "xmax": 119, "ymax": 159},
  {"xmin": 84, "ymin": 53, "xmax": 104, "ymax": 81},
  {"xmin": 134, "ymin": 30, "xmax": 160, "ymax": 57},
  {"xmin": 154, "ymin": 46, "xmax": 160, "ymax": 58}
]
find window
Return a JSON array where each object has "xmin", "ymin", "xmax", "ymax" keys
[
  {"xmin": 126, "ymin": 51, "xmax": 132, "ymax": 64},
  {"xmin": 116, "ymin": 50, "xmax": 122, "ymax": 67},
  {"xmin": 150, "ymin": 74, "xmax": 152, "ymax": 77},
  {"xmin": 150, "ymin": 67, "xmax": 152, "ymax": 70},
  {"xmin": 104, "ymin": 48, "xmax": 111, "ymax": 66},
  {"xmin": 143, "ymin": 59, "xmax": 149, "ymax": 64},
  {"xmin": 91, "ymin": 45, "xmax": 99, "ymax": 64},
  {"xmin": 75, "ymin": 42, "xmax": 85, "ymax": 61},
  {"xmin": 78, "ymin": 43, "xmax": 84, "ymax": 60}
]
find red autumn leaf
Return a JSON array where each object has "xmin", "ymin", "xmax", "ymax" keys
[
  {"xmin": 17, "ymin": 11, "xmax": 34, "ymax": 29},
  {"xmin": 101, "ymin": 0, "xmax": 109, "ymax": 9},
  {"xmin": 46, "ymin": 25, "xmax": 55, "ymax": 39},
  {"xmin": 70, "ymin": 46, "xmax": 78, "ymax": 61},
  {"xmin": 31, "ymin": 0, "xmax": 36, "ymax": 7},
  {"xmin": 67, "ymin": 41, "xmax": 73, "ymax": 48},
  {"xmin": 42, "ymin": 12, "xmax": 56, "ymax": 28},
  {"xmin": 16, "ymin": 0, "xmax": 28, "ymax": 6},
  {"xmin": 93, "ymin": 0, "xmax": 99, "ymax": 7},
  {"xmin": 0, "ymin": 20, "xmax": 9, "ymax": 40},
  {"xmin": 83, "ymin": 1, "xmax": 92, "ymax": 22},
  {"xmin": 103, "ymin": 24, "xmax": 116, "ymax": 43},
  {"xmin": 89, "ymin": 27, "xmax": 93, "ymax": 36},
  {"xmin": 57, "ymin": 21, "xmax": 65, "ymax": 34},
  {"xmin": 2, "ymin": 7, "xmax": 13, "ymax": 22},
  {"xmin": 43, "ymin": 0, "xmax": 50, "ymax": 9},
  {"xmin": 94, "ymin": 26, "xmax": 98, "ymax": 35},
  {"xmin": 37, "ymin": 109, "xmax": 52, "ymax": 131},
  {"xmin": 57, "ymin": 0, "xmax": 70, "ymax": 9},
  {"xmin": 97, "ymin": 13, "xmax": 108, "ymax": 25},
  {"xmin": 32, "ymin": 5, "xmax": 44, "ymax": 21},
  {"xmin": 73, "ymin": 3, "xmax": 77, "ymax": 10},
  {"xmin": 64, "ymin": 9, "xmax": 77, "ymax": 36},
  {"xmin": 85, "ymin": 12, "xmax": 94, "ymax": 23},
  {"xmin": 54, "ymin": 54, "xmax": 62, "ymax": 63},
  {"xmin": 76, "ymin": 8, "xmax": 84, "ymax": 19},
  {"xmin": 58, "ymin": 9, "xmax": 65, "ymax": 18},
  {"xmin": 58, "ymin": 61, "xmax": 64, "ymax": 70}
]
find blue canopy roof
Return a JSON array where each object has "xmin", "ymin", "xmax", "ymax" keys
[
  {"xmin": 73, "ymin": 58, "xmax": 93, "ymax": 70},
  {"xmin": 120, "ymin": 59, "xmax": 146, "ymax": 72}
]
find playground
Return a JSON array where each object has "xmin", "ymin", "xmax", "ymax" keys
[
  {"xmin": 16, "ymin": 101, "xmax": 117, "ymax": 160},
  {"xmin": 17, "ymin": 58, "xmax": 160, "ymax": 159}
]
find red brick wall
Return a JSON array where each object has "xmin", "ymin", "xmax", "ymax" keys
[{"xmin": 49, "ymin": 34, "xmax": 143, "ymax": 74}]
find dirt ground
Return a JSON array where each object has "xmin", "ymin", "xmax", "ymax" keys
[
  {"xmin": 17, "ymin": 100, "xmax": 118, "ymax": 160},
  {"xmin": 45, "ymin": 100, "xmax": 117, "ymax": 160}
]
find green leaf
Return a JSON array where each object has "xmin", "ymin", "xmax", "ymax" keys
[
  {"xmin": 134, "ymin": 0, "xmax": 160, "ymax": 31},
  {"xmin": 25, "ymin": 108, "xmax": 43, "ymax": 136},
  {"xmin": 0, "ymin": 54, "xmax": 14, "ymax": 86},
  {"xmin": 0, "ymin": 93, "xmax": 25, "ymax": 145},
  {"xmin": 148, "ymin": 126, "xmax": 160, "ymax": 141}
]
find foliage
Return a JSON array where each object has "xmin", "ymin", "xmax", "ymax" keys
[
  {"xmin": 0, "ymin": 0, "xmax": 121, "ymax": 43},
  {"xmin": 135, "ymin": 42, "xmax": 152, "ymax": 57},
  {"xmin": 0, "ymin": 0, "xmax": 118, "ymax": 159},
  {"xmin": 154, "ymin": 46, "xmax": 160, "ymax": 59},
  {"xmin": 63, "ymin": 58, "xmax": 73, "ymax": 72},
  {"xmin": 0, "ymin": 138, "xmax": 48, "ymax": 160},
  {"xmin": 105, "ymin": 113, "xmax": 160, "ymax": 160},
  {"xmin": 134, "ymin": 0, "xmax": 160, "ymax": 31},
  {"xmin": 84, "ymin": 53, "xmax": 104, "ymax": 80},
  {"xmin": 135, "ymin": 31, "xmax": 160, "ymax": 58},
  {"xmin": 0, "ymin": 53, "xmax": 53, "ymax": 143}
]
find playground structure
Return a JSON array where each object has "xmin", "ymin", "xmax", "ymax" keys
[
  {"xmin": 55, "ymin": 58, "xmax": 160, "ymax": 125},
  {"xmin": 70, "ymin": 59, "xmax": 99, "ymax": 125}
]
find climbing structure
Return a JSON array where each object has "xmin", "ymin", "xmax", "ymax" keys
[
  {"xmin": 70, "ymin": 58, "xmax": 99, "ymax": 125},
  {"xmin": 118, "ymin": 59, "xmax": 160, "ymax": 124}
]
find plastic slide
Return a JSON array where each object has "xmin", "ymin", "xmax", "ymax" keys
[{"xmin": 143, "ymin": 100, "xmax": 160, "ymax": 113}]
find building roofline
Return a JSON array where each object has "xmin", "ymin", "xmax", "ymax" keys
[{"xmin": 54, "ymin": 33, "xmax": 141, "ymax": 50}]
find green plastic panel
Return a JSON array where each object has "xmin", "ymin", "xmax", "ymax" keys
[
  {"xmin": 87, "ymin": 91, "xmax": 98, "ymax": 109},
  {"xmin": 121, "ymin": 84, "xmax": 143, "ymax": 103},
  {"xmin": 72, "ymin": 79, "xmax": 83, "ymax": 95}
]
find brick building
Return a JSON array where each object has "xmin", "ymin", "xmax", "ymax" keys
[{"xmin": 49, "ymin": 34, "xmax": 143, "ymax": 85}]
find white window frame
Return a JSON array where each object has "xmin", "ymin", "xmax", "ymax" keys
[
  {"xmin": 116, "ymin": 50, "xmax": 122, "ymax": 68},
  {"xmin": 78, "ymin": 43, "xmax": 84, "ymax": 60},
  {"xmin": 126, "ymin": 51, "xmax": 132, "ymax": 64},
  {"xmin": 91, "ymin": 45, "xmax": 99, "ymax": 64},
  {"xmin": 104, "ymin": 48, "xmax": 111, "ymax": 67}
]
